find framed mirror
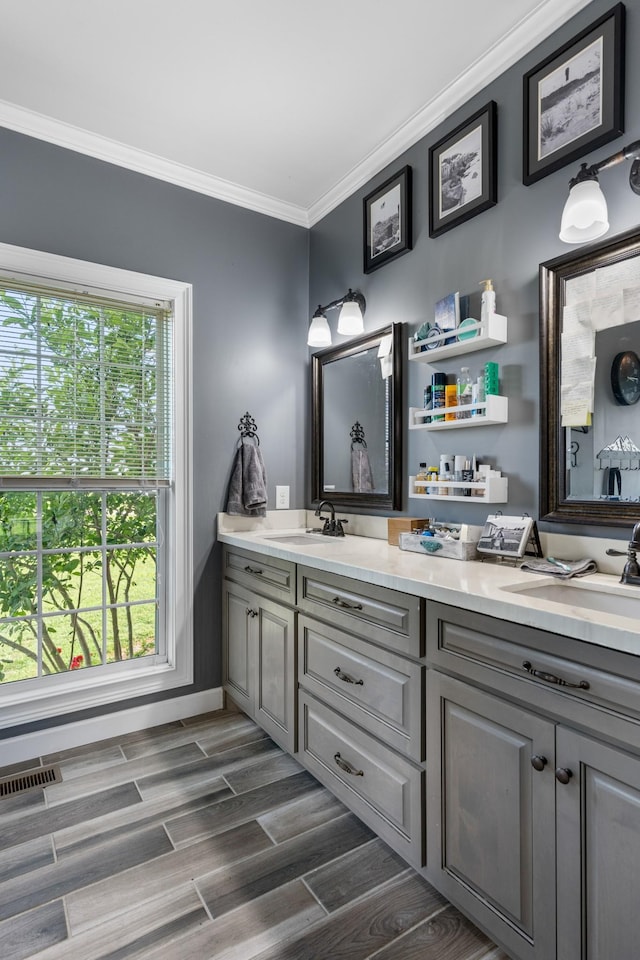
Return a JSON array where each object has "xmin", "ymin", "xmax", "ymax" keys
[
  {"xmin": 540, "ymin": 225, "xmax": 640, "ymax": 526},
  {"xmin": 312, "ymin": 323, "xmax": 403, "ymax": 510}
]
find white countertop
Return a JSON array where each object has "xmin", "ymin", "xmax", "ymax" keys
[{"xmin": 217, "ymin": 513, "xmax": 640, "ymax": 657}]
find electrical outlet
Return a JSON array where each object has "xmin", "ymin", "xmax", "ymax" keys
[{"xmin": 275, "ymin": 485, "xmax": 290, "ymax": 509}]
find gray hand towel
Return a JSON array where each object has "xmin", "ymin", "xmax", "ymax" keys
[
  {"xmin": 519, "ymin": 557, "xmax": 597, "ymax": 579},
  {"xmin": 226, "ymin": 438, "xmax": 268, "ymax": 516},
  {"xmin": 351, "ymin": 447, "xmax": 374, "ymax": 493}
]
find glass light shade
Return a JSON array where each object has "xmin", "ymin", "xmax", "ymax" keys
[
  {"xmin": 337, "ymin": 299, "xmax": 364, "ymax": 335},
  {"xmin": 307, "ymin": 313, "xmax": 331, "ymax": 347},
  {"xmin": 559, "ymin": 179, "xmax": 609, "ymax": 244}
]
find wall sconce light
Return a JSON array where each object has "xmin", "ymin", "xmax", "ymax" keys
[
  {"xmin": 560, "ymin": 139, "xmax": 640, "ymax": 244},
  {"xmin": 307, "ymin": 288, "xmax": 366, "ymax": 347}
]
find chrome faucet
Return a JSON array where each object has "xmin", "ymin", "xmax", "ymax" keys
[
  {"xmin": 606, "ymin": 520, "xmax": 640, "ymax": 585},
  {"xmin": 314, "ymin": 500, "xmax": 348, "ymax": 537}
]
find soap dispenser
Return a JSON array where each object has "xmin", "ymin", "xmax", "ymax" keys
[{"xmin": 479, "ymin": 279, "xmax": 496, "ymax": 324}]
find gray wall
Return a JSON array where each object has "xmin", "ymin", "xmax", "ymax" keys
[
  {"xmin": 309, "ymin": 0, "xmax": 640, "ymax": 539},
  {"xmin": 0, "ymin": 127, "xmax": 309, "ymax": 738}
]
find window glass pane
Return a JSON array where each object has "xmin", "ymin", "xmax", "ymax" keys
[
  {"xmin": 107, "ymin": 547, "xmax": 157, "ymax": 604},
  {"xmin": 106, "ymin": 492, "xmax": 157, "ymax": 544},
  {"xmin": 42, "ymin": 549, "xmax": 103, "ymax": 619},
  {"xmin": 0, "ymin": 618, "xmax": 38, "ymax": 683},
  {"xmin": 42, "ymin": 612, "xmax": 98, "ymax": 673},
  {"xmin": 0, "ymin": 493, "xmax": 37, "ymax": 552},
  {"xmin": 42, "ymin": 492, "xmax": 103, "ymax": 550},
  {"xmin": 106, "ymin": 603, "xmax": 156, "ymax": 663},
  {"xmin": 0, "ymin": 554, "xmax": 37, "ymax": 617}
]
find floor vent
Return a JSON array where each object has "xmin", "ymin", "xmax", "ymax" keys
[{"xmin": 0, "ymin": 764, "xmax": 62, "ymax": 799}]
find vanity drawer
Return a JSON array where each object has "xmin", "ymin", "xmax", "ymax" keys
[
  {"xmin": 298, "ymin": 691, "xmax": 424, "ymax": 866},
  {"xmin": 427, "ymin": 601, "xmax": 640, "ymax": 727},
  {"xmin": 223, "ymin": 546, "xmax": 296, "ymax": 604},
  {"xmin": 297, "ymin": 565, "xmax": 423, "ymax": 658},
  {"xmin": 298, "ymin": 615, "xmax": 424, "ymax": 762}
]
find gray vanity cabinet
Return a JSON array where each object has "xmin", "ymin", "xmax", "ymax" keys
[
  {"xmin": 426, "ymin": 671, "xmax": 556, "ymax": 960},
  {"xmin": 427, "ymin": 600, "xmax": 640, "ymax": 960},
  {"xmin": 222, "ymin": 548, "xmax": 296, "ymax": 753},
  {"xmin": 296, "ymin": 564, "xmax": 425, "ymax": 867},
  {"xmin": 555, "ymin": 727, "xmax": 640, "ymax": 960}
]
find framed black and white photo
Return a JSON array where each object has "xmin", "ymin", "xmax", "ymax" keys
[
  {"xmin": 363, "ymin": 166, "xmax": 412, "ymax": 274},
  {"xmin": 523, "ymin": 3, "xmax": 625, "ymax": 185},
  {"xmin": 477, "ymin": 514, "xmax": 535, "ymax": 559},
  {"xmin": 428, "ymin": 102, "xmax": 497, "ymax": 238}
]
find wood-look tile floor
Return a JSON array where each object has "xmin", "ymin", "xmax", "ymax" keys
[{"xmin": 0, "ymin": 709, "xmax": 511, "ymax": 960}]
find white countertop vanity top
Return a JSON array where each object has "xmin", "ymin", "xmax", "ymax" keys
[{"xmin": 217, "ymin": 512, "xmax": 640, "ymax": 656}]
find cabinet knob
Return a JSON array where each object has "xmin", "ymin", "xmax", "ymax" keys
[
  {"xmin": 246, "ymin": 608, "xmax": 258, "ymax": 618},
  {"xmin": 244, "ymin": 565, "xmax": 263, "ymax": 576},
  {"xmin": 555, "ymin": 767, "xmax": 573, "ymax": 785},
  {"xmin": 531, "ymin": 755, "xmax": 548, "ymax": 772}
]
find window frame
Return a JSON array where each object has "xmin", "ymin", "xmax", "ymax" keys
[{"xmin": 0, "ymin": 243, "xmax": 193, "ymax": 729}]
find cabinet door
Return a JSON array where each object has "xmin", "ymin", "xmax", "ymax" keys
[
  {"xmin": 222, "ymin": 580, "xmax": 254, "ymax": 713},
  {"xmin": 426, "ymin": 672, "xmax": 556, "ymax": 960},
  {"xmin": 254, "ymin": 595, "xmax": 296, "ymax": 753},
  {"xmin": 556, "ymin": 728, "xmax": 640, "ymax": 960}
]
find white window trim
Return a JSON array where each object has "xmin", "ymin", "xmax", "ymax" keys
[{"xmin": 0, "ymin": 242, "xmax": 193, "ymax": 729}]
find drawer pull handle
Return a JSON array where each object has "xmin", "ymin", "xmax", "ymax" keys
[
  {"xmin": 244, "ymin": 565, "xmax": 264, "ymax": 575},
  {"xmin": 246, "ymin": 608, "xmax": 258, "ymax": 618},
  {"xmin": 555, "ymin": 767, "xmax": 573, "ymax": 785},
  {"xmin": 531, "ymin": 755, "xmax": 547, "ymax": 772},
  {"xmin": 334, "ymin": 752, "xmax": 364, "ymax": 777},
  {"xmin": 334, "ymin": 666, "xmax": 364, "ymax": 686},
  {"xmin": 522, "ymin": 661, "xmax": 590, "ymax": 690},
  {"xmin": 332, "ymin": 596, "xmax": 363, "ymax": 611}
]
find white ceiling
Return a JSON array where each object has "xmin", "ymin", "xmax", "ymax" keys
[{"xmin": 0, "ymin": 0, "xmax": 592, "ymax": 226}]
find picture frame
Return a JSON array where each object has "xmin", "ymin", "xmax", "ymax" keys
[
  {"xmin": 477, "ymin": 514, "xmax": 535, "ymax": 559},
  {"xmin": 523, "ymin": 3, "xmax": 625, "ymax": 186},
  {"xmin": 363, "ymin": 166, "xmax": 412, "ymax": 274},
  {"xmin": 428, "ymin": 101, "xmax": 497, "ymax": 238}
]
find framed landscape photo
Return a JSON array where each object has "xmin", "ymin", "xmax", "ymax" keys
[
  {"xmin": 523, "ymin": 3, "xmax": 625, "ymax": 185},
  {"xmin": 363, "ymin": 166, "xmax": 412, "ymax": 274},
  {"xmin": 428, "ymin": 101, "xmax": 497, "ymax": 238}
]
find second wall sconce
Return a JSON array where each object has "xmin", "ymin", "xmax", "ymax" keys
[
  {"xmin": 307, "ymin": 288, "xmax": 366, "ymax": 347},
  {"xmin": 559, "ymin": 138, "xmax": 640, "ymax": 244}
]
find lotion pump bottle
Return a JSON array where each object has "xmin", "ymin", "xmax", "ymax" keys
[{"xmin": 479, "ymin": 279, "xmax": 496, "ymax": 323}]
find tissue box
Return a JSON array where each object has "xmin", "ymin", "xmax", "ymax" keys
[
  {"xmin": 387, "ymin": 518, "xmax": 424, "ymax": 546},
  {"xmin": 398, "ymin": 524, "xmax": 482, "ymax": 561}
]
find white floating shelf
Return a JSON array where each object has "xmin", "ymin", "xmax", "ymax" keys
[
  {"xmin": 409, "ymin": 313, "xmax": 507, "ymax": 363},
  {"xmin": 409, "ymin": 475, "xmax": 508, "ymax": 503},
  {"xmin": 409, "ymin": 395, "xmax": 508, "ymax": 430}
]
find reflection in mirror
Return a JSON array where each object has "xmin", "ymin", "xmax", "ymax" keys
[
  {"xmin": 312, "ymin": 323, "xmax": 402, "ymax": 510},
  {"xmin": 540, "ymin": 226, "xmax": 640, "ymax": 526}
]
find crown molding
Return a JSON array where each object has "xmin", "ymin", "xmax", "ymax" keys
[
  {"xmin": 0, "ymin": 99, "xmax": 310, "ymax": 228},
  {"xmin": 307, "ymin": 0, "xmax": 593, "ymax": 226},
  {"xmin": 0, "ymin": 0, "xmax": 592, "ymax": 230}
]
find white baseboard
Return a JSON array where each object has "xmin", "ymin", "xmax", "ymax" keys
[{"xmin": 0, "ymin": 687, "xmax": 224, "ymax": 768}]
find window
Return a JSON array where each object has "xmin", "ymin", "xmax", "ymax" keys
[{"xmin": 0, "ymin": 244, "xmax": 192, "ymax": 729}]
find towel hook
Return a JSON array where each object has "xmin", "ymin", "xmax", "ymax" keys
[{"xmin": 238, "ymin": 411, "xmax": 259, "ymax": 444}]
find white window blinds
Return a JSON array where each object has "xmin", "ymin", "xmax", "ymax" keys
[{"xmin": 0, "ymin": 279, "xmax": 172, "ymax": 483}]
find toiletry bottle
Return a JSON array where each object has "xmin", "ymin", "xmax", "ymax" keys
[
  {"xmin": 484, "ymin": 361, "xmax": 499, "ymax": 395},
  {"xmin": 427, "ymin": 466, "xmax": 439, "ymax": 496},
  {"xmin": 472, "ymin": 373, "xmax": 485, "ymax": 417},
  {"xmin": 479, "ymin": 279, "xmax": 496, "ymax": 324},
  {"xmin": 431, "ymin": 372, "xmax": 446, "ymax": 422},
  {"xmin": 457, "ymin": 366, "xmax": 473, "ymax": 419},
  {"xmin": 444, "ymin": 383, "xmax": 457, "ymax": 421},
  {"xmin": 415, "ymin": 462, "xmax": 428, "ymax": 495},
  {"xmin": 439, "ymin": 455, "xmax": 452, "ymax": 496},
  {"xmin": 423, "ymin": 384, "xmax": 432, "ymax": 424}
]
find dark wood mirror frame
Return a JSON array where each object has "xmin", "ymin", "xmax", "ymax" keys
[
  {"xmin": 311, "ymin": 323, "xmax": 403, "ymax": 511},
  {"xmin": 540, "ymin": 225, "xmax": 640, "ymax": 527}
]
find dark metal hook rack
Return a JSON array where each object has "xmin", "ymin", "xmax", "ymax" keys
[{"xmin": 350, "ymin": 421, "xmax": 367, "ymax": 448}]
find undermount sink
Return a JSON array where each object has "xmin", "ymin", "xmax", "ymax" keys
[
  {"xmin": 502, "ymin": 579, "xmax": 640, "ymax": 619},
  {"xmin": 262, "ymin": 532, "xmax": 339, "ymax": 546}
]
